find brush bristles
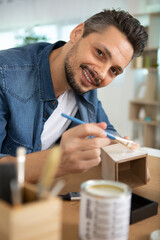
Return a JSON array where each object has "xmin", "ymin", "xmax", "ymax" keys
[
  {"xmin": 125, "ymin": 141, "xmax": 140, "ymax": 151},
  {"xmin": 115, "ymin": 137, "xmax": 140, "ymax": 151}
]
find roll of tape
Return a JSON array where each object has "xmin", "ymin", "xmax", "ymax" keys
[{"xmin": 149, "ymin": 230, "xmax": 160, "ymax": 240}]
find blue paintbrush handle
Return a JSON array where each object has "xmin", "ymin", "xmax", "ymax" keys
[
  {"xmin": 105, "ymin": 131, "xmax": 116, "ymax": 140},
  {"xmin": 61, "ymin": 113, "xmax": 116, "ymax": 140},
  {"xmin": 61, "ymin": 113, "xmax": 85, "ymax": 125}
]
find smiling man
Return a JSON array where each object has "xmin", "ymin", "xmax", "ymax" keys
[
  {"xmin": 0, "ymin": 9, "xmax": 148, "ymax": 182},
  {"xmin": 63, "ymin": 24, "xmax": 133, "ymax": 93}
]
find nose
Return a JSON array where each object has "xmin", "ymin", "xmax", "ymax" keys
[{"xmin": 93, "ymin": 63, "xmax": 110, "ymax": 80}]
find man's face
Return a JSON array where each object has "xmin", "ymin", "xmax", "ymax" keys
[{"xmin": 65, "ymin": 25, "xmax": 133, "ymax": 95}]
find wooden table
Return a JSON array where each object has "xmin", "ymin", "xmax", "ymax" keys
[{"xmin": 57, "ymin": 155, "xmax": 160, "ymax": 240}]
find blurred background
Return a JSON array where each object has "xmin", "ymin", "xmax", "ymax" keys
[{"xmin": 0, "ymin": 0, "xmax": 159, "ymax": 149}]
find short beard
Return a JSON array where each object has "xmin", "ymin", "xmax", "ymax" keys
[
  {"xmin": 65, "ymin": 61, "xmax": 85, "ymax": 95},
  {"xmin": 64, "ymin": 44, "xmax": 101, "ymax": 95},
  {"xmin": 65, "ymin": 65, "xmax": 84, "ymax": 95},
  {"xmin": 64, "ymin": 42, "xmax": 87, "ymax": 95}
]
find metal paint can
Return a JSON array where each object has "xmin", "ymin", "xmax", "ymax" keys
[{"xmin": 79, "ymin": 180, "xmax": 131, "ymax": 240}]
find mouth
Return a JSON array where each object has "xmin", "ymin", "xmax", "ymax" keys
[
  {"xmin": 83, "ymin": 69, "xmax": 93, "ymax": 84},
  {"xmin": 82, "ymin": 67, "xmax": 99, "ymax": 87}
]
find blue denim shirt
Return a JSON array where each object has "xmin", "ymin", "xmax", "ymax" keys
[{"xmin": 0, "ymin": 41, "xmax": 117, "ymax": 158}]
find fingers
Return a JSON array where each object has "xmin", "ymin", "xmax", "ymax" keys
[
  {"xmin": 61, "ymin": 135, "xmax": 110, "ymax": 154},
  {"xmin": 76, "ymin": 137, "xmax": 111, "ymax": 151},
  {"xmin": 123, "ymin": 136, "xmax": 131, "ymax": 140},
  {"xmin": 58, "ymin": 148, "xmax": 102, "ymax": 175},
  {"xmin": 63, "ymin": 147, "xmax": 101, "ymax": 162},
  {"xmin": 75, "ymin": 157, "xmax": 102, "ymax": 173},
  {"xmin": 59, "ymin": 136, "xmax": 110, "ymax": 175},
  {"xmin": 57, "ymin": 122, "xmax": 111, "ymax": 177},
  {"xmin": 62, "ymin": 123, "xmax": 107, "ymax": 139},
  {"xmin": 95, "ymin": 122, "xmax": 107, "ymax": 130}
]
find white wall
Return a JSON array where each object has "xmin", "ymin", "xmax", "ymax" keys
[
  {"xmin": 0, "ymin": 0, "xmax": 127, "ymax": 31},
  {"xmin": 97, "ymin": 67, "xmax": 134, "ymax": 137}
]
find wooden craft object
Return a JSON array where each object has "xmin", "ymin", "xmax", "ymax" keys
[
  {"xmin": 101, "ymin": 143, "xmax": 148, "ymax": 188},
  {"xmin": 0, "ymin": 183, "xmax": 62, "ymax": 240}
]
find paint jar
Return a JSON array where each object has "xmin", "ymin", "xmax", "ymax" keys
[{"xmin": 79, "ymin": 180, "xmax": 131, "ymax": 240}]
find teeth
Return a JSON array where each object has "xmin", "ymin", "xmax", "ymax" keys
[{"xmin": 83, "ymin": 70, "xmax": 92, "ymax": 84}]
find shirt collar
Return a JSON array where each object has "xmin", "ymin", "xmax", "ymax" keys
[{"xmin": 38, "ymin": 41, "xmax": 66, "ymax": 101}]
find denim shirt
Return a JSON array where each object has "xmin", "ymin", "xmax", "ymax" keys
[{"xmin": 0, "ymin": 41, "xmax": 117, "ymax": 158}]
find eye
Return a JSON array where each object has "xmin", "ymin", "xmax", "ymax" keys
[
  {"xmin": 97, "ymin": 49, "xmax": 103, "ymax": 57},
  {"xmin": 110, "ymin": 67, "xmax": 118, "ymax": 76}
]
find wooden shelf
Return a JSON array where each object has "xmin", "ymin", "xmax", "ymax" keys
[
  {"xmin": 132, "ymin": 48, "xmax": 159, "ymax": 69},
  {"xmin": 130, "ymin": 11, "xmax": 160, "ymax": 148},
  {"xmin": 130, "ymin": 100, "xmax": 160, "ymax": 106},
  {"xmin": 133, "ymin": 67, "xmax": 160, "ymax": 72},
  {"xmin": 129, "ymin": 100, "xmax": 160, "ymax": 148},
  {"xmin": 130, "ymin": 119, "xmax": 160, "ymax": 126}
]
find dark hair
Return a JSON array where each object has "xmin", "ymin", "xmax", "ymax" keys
[{"xmin": 83, "ymin": 9, "xmax": 148, "ymax": 58}]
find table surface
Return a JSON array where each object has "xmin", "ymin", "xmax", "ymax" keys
[{"xmin": 56, "ymin": 155, "xmax": 160, "ymax": 240}]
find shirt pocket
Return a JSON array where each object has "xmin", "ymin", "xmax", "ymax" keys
[{"xmin": 3, "ymin": 65, "xmax": 38, "ymax": 103}]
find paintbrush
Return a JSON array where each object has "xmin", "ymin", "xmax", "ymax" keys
[
  {"xmin": 15, "ymin": 146, "xmax": 27, "ymax": 204},
  {"xmin": 16, "ymin": 147, "xmax": 26, "ymax": 187},
  {"xmin": 61, "ymin": 113, "xmax": 139, "ymax": 151},
  {"xmin": 38, "ymin": 145, "xmax": 61, "ymax": 198},
  {"xmin": 50, "ymin": 179, "xmax": 66, "ymax": 196}
]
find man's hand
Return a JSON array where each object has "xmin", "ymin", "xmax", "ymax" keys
[
  {"xmin": 57, "ymin": 122, "xmax": 110, "ymax": 177},
  {"xmin": 0, "ymin": 122, "xmax": 111, "ymax": 183}
]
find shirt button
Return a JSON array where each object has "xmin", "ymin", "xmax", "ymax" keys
[
  {"xmin": 43, "ymin": 112, "xmax": 46, "ymax": 118},
  {"xmin": 38, "ymin": 144, "xmax": 41, "ymax": 147},
  {"xmin": 53, "ymin": 100, "xmax": 57, "ymax": 105}
]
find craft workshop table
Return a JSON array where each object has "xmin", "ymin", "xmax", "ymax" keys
[{"xmin": 57, "ymin": 155, "xmax": 160, "ymax": 240}]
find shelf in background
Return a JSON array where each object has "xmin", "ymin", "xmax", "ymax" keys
[
  {"xmin": 130, "ymin": 11, "xmax": 160, "ymax": 149},
  {"xmin": 133, "ymin": 67, "xmax": 160, "ymax": 72},
  {"xmin": 131, "ymin": 119, "xmax": 160, "ymax": 126},
  {"xmin": 130, "ymin": 100, "xmax": 160, "ymax": 106}
]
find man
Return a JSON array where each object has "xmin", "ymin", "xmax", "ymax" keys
[{"xmin": 0, "ymin": 9, "xmax": 149, "ymax": 183}]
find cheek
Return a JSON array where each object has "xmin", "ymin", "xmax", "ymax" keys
[
  {"xmin": 78, "ymin": 47, "xmax": 97, "ymax": 65},
  {"xmin": 100, "ymin": 77, "xmax": 114, "ymax": 88},
  {"xmin": 68, "ymin": 54, "xmax": 79, "ymax": 70}
]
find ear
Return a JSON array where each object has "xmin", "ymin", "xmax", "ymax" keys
[{"xmin": 70, "ymin": 23, "xmax": 85, "ymax": 43}]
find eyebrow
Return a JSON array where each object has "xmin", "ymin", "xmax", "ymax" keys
[
  {"xmin": 103, "ymin": 46, "xmax": 124, "ymax": 74},
  {"xmin": 104, "ymin": 47, "xmax": 112, "ymax": 59},
  {"xmin": 116, "ymin": 65, "xmax": 123, "ymax": 74}
]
